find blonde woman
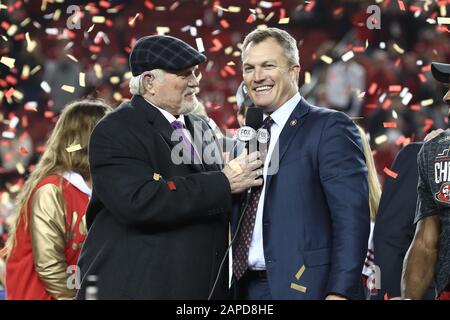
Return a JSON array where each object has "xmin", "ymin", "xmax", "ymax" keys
[
  {"xmin": 357, "ymin": 125, "xmax": 382, "ymax": 297},
  {"xmin": 3, "ymin": 100, "xmax": 111, "ymax": 300}
]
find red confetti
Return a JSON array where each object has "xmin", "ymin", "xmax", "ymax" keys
[
  {"xmin": 388, "ymin": 85, "xmax": 401, "ymax": 93},
  {"xmin": 279, "ymin": 8, "xmax": 286, "ymax": 19},
  {"xmin": 209, "ymin": 38, "xmax": 223, "ymax": 52},
  {"xmin": 220, "ymin": 19, "xmax": 230, "ymax": 29},
  {"xmin": 384, "ymin": 293, "xmax": 389, "ymax": 300},
  {"xmin": 368, "ymin": 83, "xmax": 378, "ymax": 95},
  {"xmin": 246, "ymin": 14, "xmax": 256, "ymax": 24},
  {"xmin": 99, "ymin": 0, "xmax": 111, "ymax": 8},
  {"xmin": 6, "ymin": 75, "xmax": 17, "ymax": 85},
  {"xmin": 418, "ymin": 74, "xmax": 427, "ymax": 83},
  {"xmin": 410, "ymin": 104, "xmax": 420, "ymax": 111},
  {"xmin": 89, "ymin": 45, "xmax": 101, "ymax": 53},
  {"xmin": 169, "ymin": 1, "xmax": 179, "ymax": 11},
  {"xmin": 397, "ymin": 0, "xmax": 406, "ymax": 11},
  {"xmin": 333, "ymin": 7, "xmax": 343, "ymax": 16},
  {"xmin": 383, "ymin": 122, "xmax": 397, "ymax": 128},
  {"xmin": 5, "ymin": 87, "xmax": 15, "ymax": 99},
  {"xmin": 144, "ymin": 0, "xmax": 155, "ymax": 10},
  {"xmin": 422, "ymin": 118, "xmax": 434, "ymax": 132},
  {"xmin": 20, "ymin": 146, "xmax": 28, "ymax": 156},
  {"xmin": 305, "ymin": 1, "xmax": 315, "ymax": 12},
  {"xmin": 224, "ymin": 66, "xmax": 236, "ymax": 76},
  {"xmin": 422, "ymin": 64, "xmax": 431, "ymax": 72},
  {"xmin": 382, "ymin": 99, "xmax": 392, "ymax": 110},
  {"xmin": 167, "ymin": 180, "xmax": 176, "ymax": 191},
  {"xmin": 383, "ymin": 167, "xmax": 398, "ymax": 179}
]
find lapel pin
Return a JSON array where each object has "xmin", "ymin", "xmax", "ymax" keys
[
  {"xmin": 290, "ymin": 119, "xmax": 298, "ymax": 127},
  {"xmin": 153, "ymin": 173, "xmax": 161, "ymax": 181}
]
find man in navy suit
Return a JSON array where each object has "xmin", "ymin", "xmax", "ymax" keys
[{"xmin": 231, "ymin": 27, "xmax": 370, "ymax": 300}]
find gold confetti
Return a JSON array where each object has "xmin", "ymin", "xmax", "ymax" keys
[
  {"xmin": 79, "ymin": 72, "xmax": 86, "ymax": 87},
  {"xmin": 393, "ymin": 43, "xmax": 405, "ymax": 54},
  {"xmin": 25, "ymin": 32, "xmax": 37, "ymax": 53},
  {"xmin": 0, "ymin": 4, "xmax": 8, "ymax": 9},
  {"xmin": 92, "ymin": 16, "xmax": 106, "ymax": 24},
  {"xmin": 375, "ymin": 134, "xmax": 388, "ymax": 145},
  {"xmin": 278, "ymin": 17, "xmax": 290, "ymax": 24},
  {"xmin": 156, "ymin": 26, "xmax": 170, "ymax": 35},
  {"xmin": 0, "ymin": 56, "xmax": 15, "ymax": 68},
  {"xmin": 61, "ymin": 85, "xmax": 75, "ymax": 93},
  {"xmin": 94, "ymin": 64, "xmax": 102, "ymax": 79},
  {"xmin": 113, "ymin": 92, "xmax": 122, "ymax": 101},
  {"xmin": 30, "ymin": 65, "xmax": 41, "ymax": 75},
  {"xmin": 228, "ymin": 6, "xmax": 241, "ymax": 13},
  {"xmin": 420, "ymin": 99, "xmax": 433, "ymax": 107},
  {"xmin": 53, "ymin": 9, "xmax": 61, "ymax": 21},
  {"xmin": 87, "ymin": 24, "xmax": 95, "ymax": 33},
  {"xmin": 124, "ymin": 71, "xmax": 132, "ymax": 79},
  {"xmin": 224, "ymin": 46, "xmax": 233, "ymax": 55},
  {"xmin": 66, "ymin": 54, "xmax": 78, "ymax": 62},
  {"xmin": 227, "ymin": 96, "xmax": 237, "ymax": 103},
  {"xmin": 264, "ymin": 12, "xmax": 275, "ymax": 22},
  {"xmin": 12, "ymin": 90, "xmax": 23, "ymax": 101},
  {"xmin": 304, "ymin": 71, "xmax": 311, "ymax": 84},
  {"xmin": 16, "ymin": 163, "xmax": 25, "ymax": 175},
  {"xmin": 7, "ymin": 25, "xmax": 18, "ymax": 36},
  {"xmin": 320, "ymin": 55, "xmax": 333, "ymax": 64},
  {"xmin": 110, "ymin": 76, "xmax": 120, "ymax": 84},
  {"xmin": 66, "ymin": 144, "xmax": 82, "ymax": 153},
  {"xmin": 295, "ymin": 265, "xmax": 306, "ymax": 280},
  {"xmin": 226, "ymin": 61, "xmax": 235, "ymax": 66},
  {"xmin": 437, "ymin": 17, "xmax": 450, "ymax": 25},
  {"xmin": 153, "ymin": 173, "xmax": 161, "ymax": 181},
  {"xmin": 290, "ymin": 283, "xmax": 307, "ymax": 293}
]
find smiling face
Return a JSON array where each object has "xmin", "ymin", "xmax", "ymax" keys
[
  {"xmin": 145, "ymin": 66, "xmax": 200, "ymax": 115},
  {"xmin": 242, "ymin": 38, "xmax": 300, "ymax": 113}
]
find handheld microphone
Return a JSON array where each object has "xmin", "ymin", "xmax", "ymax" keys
[{"xmin": 236, "ymin": 107, "xmax": 263, "ymax": 152}]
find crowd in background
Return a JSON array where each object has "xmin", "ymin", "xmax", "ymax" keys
[{"xmin": 0, "ymin": 0, "xmax": 449, "ymax": 298}]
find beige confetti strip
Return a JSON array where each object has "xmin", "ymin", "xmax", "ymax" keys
[
  {"xmin": 304, "ymin": 72, "xmax": 311, "ymax": 84},
  {"xmin": 87, "ymin": 24, "xmax": 95, "ymax": 33},
  {"xmin": 290, "ymin": 283, "xmax": 307, "ymax": 293},
  {"xmin": 228, "ymin": 6, "xmax": 241, "ymax": 13},
  {"xmin": 0, "ymin": 56, "xmax": 15, "ymax": 68},
  {"xmin": 67, "ymin": 54, "xmax": 78, "ymax": 62},
  {"xmin": 320, "ymin": 55, "xmax": 333, "ymax": 64},
  {"xmin": 25, "ymin": 32, "xmax": 37, "ymax": 52},
  {"xmin": 92, "ymin": 16, "xmax": 106, "ymax": 24},
  {"xmin": 66, "ymin": 144, "xmax": 82, "ymax": 153},
  {"xmin": 16, "ymin": 163, "xmax": 25, "ymax": 175},
  {"xmin": 61, "ymin": 85, "xmax": 75, "ymax": 93},
  {"xmin": 437, "ymin": 17, "xmax": 450, "ymax": 25},
  {"xmin": 278, "ymin": 18, "xmax": 290, "ymax": 24},
  {"xmin": 393, "ymin": 43, "xmax": 405, "ymax": 54},
  {"xmin": 420, "ymin": 99, "xmax": 433, "ymax": 107},
  {"xmin": 295, "ymin": 265, "xmax": 306, "ymax": 280},
  {"xmin": 79, "ymin": 72, "xmax": 86, "ymax": 87}
]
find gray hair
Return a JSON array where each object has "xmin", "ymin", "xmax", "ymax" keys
[
  {"xmin": 242, "ymin": 27, "xmax": 299, "ymax": 66},
  {"xmin": 129, "ymin": 69, "xmax": 165, "ymax": 95}
]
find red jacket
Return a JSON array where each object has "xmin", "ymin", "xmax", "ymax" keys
[{"xmin": 6, "ymin": 174, "xmax": 89, "ymax": 300}]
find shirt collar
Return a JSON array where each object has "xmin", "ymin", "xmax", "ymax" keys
[
  {"xmin": 62, "ymin": 171, "xmax": 91, "ymax": 197},
  {"xmin": 143, "ymin": 97, "xmax": 186, "ymax": 126},
  {"xmin": 264, "ymin": 92, "xmax": 301, "ymax": 129}
]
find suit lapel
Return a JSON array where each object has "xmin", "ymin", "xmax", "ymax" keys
[{"xmin": 265, "ymin": 98, "xmax": 310, "ymax": 192}]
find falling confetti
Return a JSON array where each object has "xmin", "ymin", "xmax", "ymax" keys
[
  {"xmin": 383, "ymin": 167, "xmax": 398, "ymax": 179},
  {"xmin": 66, "ymin": 144, "xmax": 82, "ymax": 153}
]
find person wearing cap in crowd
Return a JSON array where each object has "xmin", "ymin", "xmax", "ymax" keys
[
  {"xmin": 230, "ymin": 27, "xmax": 369, "ymax": 300},
  {"xmin": 402, "ymin": 62, "xmax": 450, "ymax": 300},
  {"xmin": 76, "ymin": 35, "xmax": 263, "ymax": 299}
]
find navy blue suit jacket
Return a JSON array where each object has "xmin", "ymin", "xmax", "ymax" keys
[{"xmin": 231, "ymin": 98, "xmax": 370, "ymax": 300}]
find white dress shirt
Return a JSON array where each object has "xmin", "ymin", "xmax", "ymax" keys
[{"xmin": 247, "ymin": 92, "xmax": 301, "ymax": 270}]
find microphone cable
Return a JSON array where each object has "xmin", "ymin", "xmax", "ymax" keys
[{"xmin": 207, "ymin": 188, "xmax": 252, "ymax": 300}]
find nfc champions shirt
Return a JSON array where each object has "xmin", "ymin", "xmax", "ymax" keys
[{"xmin": 416, "ymin": 130, "xmax": 450, "ymax": 295}]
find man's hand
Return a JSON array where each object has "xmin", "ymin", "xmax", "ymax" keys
[
  {"xmin": 222, "ymin": 150, "xmax": 263, "ymax": 194},
  {"xmin": 424, "ymin": 128, "xmax": 444, "ymax": 142}
]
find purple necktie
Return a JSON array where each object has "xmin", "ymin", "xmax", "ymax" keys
[
  {"xmin": 171, "ymin": 120, "xmax": 196, "ymax": 160},
  {"xmin": 232, "ymin": 116, "xmax": 274, "ymax": 280}
]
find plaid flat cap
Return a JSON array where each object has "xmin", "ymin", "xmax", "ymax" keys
[{"xmin": 129, "ymin": 35, "xmax": 206, "ymax": 76}]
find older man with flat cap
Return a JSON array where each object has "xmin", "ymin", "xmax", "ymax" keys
[
  {"xmin": 76, "ymin": 35, "xmax": 262, "ymax": 299},
  {"xmin": 402, "ymin": 62, "xmax": 450, "ymax": 300}
]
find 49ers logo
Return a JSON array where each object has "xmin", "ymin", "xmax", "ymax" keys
[{"xmin": 435, "ymin": 182, "xmax": 450, "ymax": 204}]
